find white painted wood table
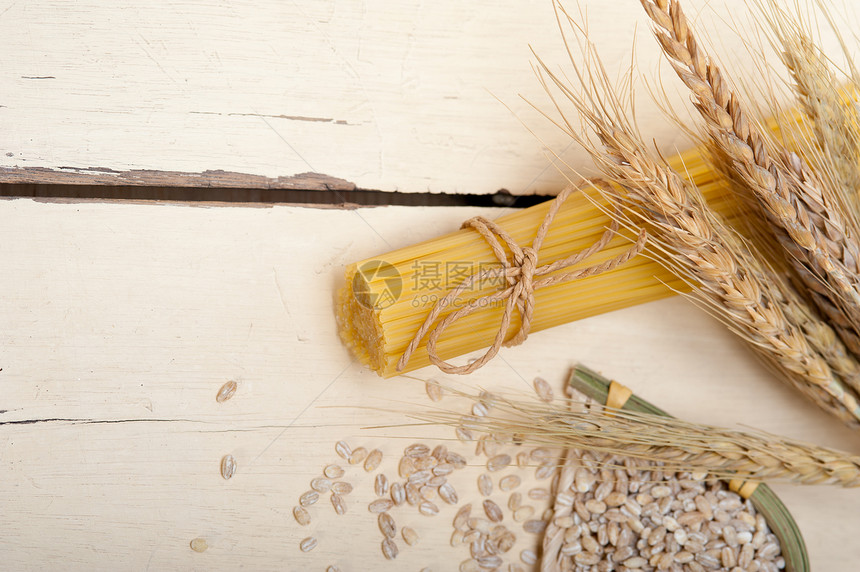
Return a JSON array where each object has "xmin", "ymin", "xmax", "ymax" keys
[{"xmin": 2, "ymin": 1, "xmax": 860, "ymax": 570}]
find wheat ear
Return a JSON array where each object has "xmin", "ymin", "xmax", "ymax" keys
[
  {"xmin": 640, "ymin": 0, "xmax": 860, "ymax": 346},
  {"xmin": 591, "ymin": 144, "xmax": 860, "ymax": 425},
  {"xmin": 762, "ymin": 0, "xmax": 860, "ymax": 218},
  {"xmin": 412, "ymin": 391, "xmax": 860, "ymax": 487},
  {"xmin": 760, "ymin": 0, "xmax": 860, "ymax": 360},
  {"xmin": 775, "ymin": 277, "xmax": 860, "ymax": 397},
  {"xmin": 528, "ymin": 18, "xmax": 860, "ymax": 424}
]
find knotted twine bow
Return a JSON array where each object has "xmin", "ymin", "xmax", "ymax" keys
[{"xmin": 395, "ymin": 183, "xmax": 648, "ymax": 375}]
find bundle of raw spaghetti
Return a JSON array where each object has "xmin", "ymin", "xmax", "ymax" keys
[
  {"xmin": 337, "ymin": 0, "xmax": 860, "ymax": 433},
  {"xmin": 337, "ymin": 147, "xmax": 737, "ymax": 378},
  {"xmin": 335, "ymin": 18, "xmax": 806, "ymax": 380}
]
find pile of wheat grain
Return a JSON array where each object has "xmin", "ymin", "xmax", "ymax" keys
[{"xmin": 290, "ymin": 377, "xmax": 798, "ymax": 571}]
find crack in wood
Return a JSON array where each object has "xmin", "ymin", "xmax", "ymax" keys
[
  {"xmin": 0, "ymin": 167, "xmax": 552, "ymax": 208},
  {"xmin": 0, "ymin": 418, "xmax": 191, "ymax": 426}
]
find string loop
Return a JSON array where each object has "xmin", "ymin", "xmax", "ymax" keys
[{"xmin": 396, "ymin": 184, "xmax": 647, "ymax": 374}]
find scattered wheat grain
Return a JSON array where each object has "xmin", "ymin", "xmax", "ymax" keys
[
  {"xmin": 349, "ymin": 447, "xmax": 367, "ymax": 465},
  {"xmin": 499, "ymin": 475, "xmax": 521, "ymax": 492},
  {"xmin": 520, "ymin": 549, "xmax": 537, "ymax": 565},
  {"xmin": 487, "ymin": 454, "xmax": 512, "ymax": 472},
  {"xmin": 419, "ymin": 500, "xmax": 440, "ymax": 516},
  {"xmin": 406, "ymin": 483, "xmax": 422, "ymax": 505},
  {"xmin": 299, "ymin": 490, "xmax": 319, "ymax": 507},
  {"xmin": 451, "ymin": 529, "xmax": 465, "ymax": 546},
  {"xmin": 331, "ymin": 481, "xmax": 353, "ymax": 495},
  {"xmin": 514, "ymin": 506, "xmax": 535, "ymax": 522},
  {"xmin": 420, "ymin": 484, "xmax": 438, "ymax": 502},
  {"xmin": 335, "ymin": 440, "xmax": 351, "ymax": 460},
  {"xmin": 390, "ymin": 482, "xmax": 405, "ymax": 506},
  {"xmin": 478, "ymin": 474, "xmax": 493, "ymax": 496},
  {"xmin": 399, "ymin": 456, "xmax": 416, "ymax": 478},
  {"xmin": 425, "ymin": 379, "xmax": 443, "ymax": 402},
  {"xmin": 533, "ymin": 377, "xmax": 554, "ymax": 402},
  {"xmin": 447, "ymin": 451, "xmax": 467, "ymax": 468},
  {"xmin": 483, "ymin": 499, "xmax": 504, "ymax": 523},
  {"xmin": 369, "ymin": 498, "xmax": 394, "ymax": 513},
  {"xmin": 378, "ymin": 512, "xmax": 396, "ymax": 538},
  {"xmin": 220, "ymin": 454, "xmax": 236, "ymax": 480},
  {"xmin": 215, "ymin": 380, "xmax": 237, "ymax": 403},
  {"xmin": 454, "ymin": 504, "xmax": 472, "ymax": 530},
  {"xmin": 311, "ymin": 477, "xmax": 332, "ymax": 493},
  {"xmin": 472, "ymin": 401, "xmax": 489, "ymax": 417},
  {"xmin": 370, "ymin": 474, "xmax": 387, "ymax": 497},
  {"xmin": 433, "ymin": 463, "xmax": 454, "ymax": 477},
  {"xmin": 523, "ymin": 519, "xmax": 547, "ymax": 534},
  {"xmin": 293, "ymin": 505, "xmax": 311, "ymax": 526},
  {"xmin": 324, "ymin": 464, "xmax": 345, "ymax": 479},
  {"xmin": 535, "ymin": 463, "xmax": 555, "ymax": 480},
  {"xmin": 405, "ymin": 443, "xmax": 430, "ymax": 458},
  {"xmin": 331, "ymin": 493, "xmax": 347, "ymax": 515},
  {"xmin": 364, "ymin": 448, "xmax": 383, "ymax": 472},
  {"xmin": 402, "ymin": 526, "xmax": 419, "ymax": 546},
  {"xmin": 439, "ymin": 482, "xmax": 459, "ymax": 504},
  {"xmin": 381, "ymin": 537, "xmax": 398, "ymax": 560}
]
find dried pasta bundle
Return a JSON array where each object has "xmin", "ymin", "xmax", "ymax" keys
[{"xmin": 336, "ymin": 147, "xmax": 734, "ymax": 377}]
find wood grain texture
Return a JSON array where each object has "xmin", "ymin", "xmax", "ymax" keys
[
  {"xmin": 0, "ymin": 166, "xmax": 357, "ymax": 190},
  {"xmin": 2, "ymin": 0, "xmax": 856, "ymax": 193},
  {"xmin": 1, "ymin": 198, "xmax": 859, "ymax": 569}
]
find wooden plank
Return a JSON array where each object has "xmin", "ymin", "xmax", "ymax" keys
[
  {"xmin": 1, "ymin": 198, "xmax": 859, "ymax": 569},
  {"xmin": 2, "ymin": 1, "xmax": 856, "ymax": 193}
]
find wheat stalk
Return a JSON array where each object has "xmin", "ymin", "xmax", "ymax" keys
[
  {"xmin": 409, "ymin": 390, "xmax": 860, "ymax": 487},
  {"xmin": 757, "ymin": 0, "xmax": 860, "ymax": 360},
  {"xmin": 640, "ymin": 0, "xmax": 860, "ymax": 358},
  {"xmin": 760, "ymin": 0, "xmax": 860, "ymax": 218},
  {"xmin": 529, "ymin": 17, "xmax": 860, "ymax": 425}
]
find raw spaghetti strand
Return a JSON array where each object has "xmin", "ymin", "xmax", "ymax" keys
[{"xmin": 396, "ymin": 184, "xmax": 647, "ymax": 374}]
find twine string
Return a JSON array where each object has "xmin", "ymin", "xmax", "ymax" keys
[{"xmin": 396, "ymin": 183, "xmax": 648, "ymax": 375}]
